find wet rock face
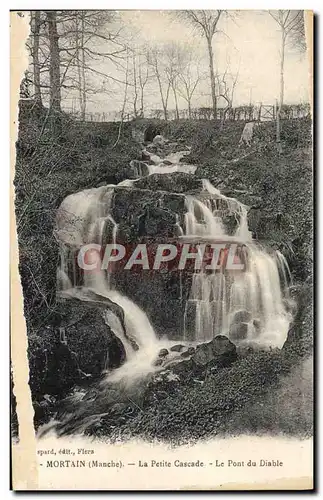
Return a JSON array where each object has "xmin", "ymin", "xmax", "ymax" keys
[
  {"xmin": 140, "ymin": 206, "xmax": 178, "ymax": 237},
  {"xmin": 229, "ymin": 322, "xmax": 249, "ymax": 341},
  {"xmin": 180, "ymin": 346, "xmax": 195, "ymax": 358},
  {"xmin": 133, "ymin": 172, "xmax": 202, "ymax": 194},
  {"xmin": 253, "ymin": 319, "xmax": 262, "ymax": 334},
  {"xmin": 114, "ymin": 269, "xmax": 193, "ymax": 339},
  {"xmin": 28, "ymin": 299, "xmax": 127, "ymax": 401},
  {"xmin": 111, "ymin": 186, "xmax": 186, "ymax": 226},
  {"xmin": 232, "ymin": 309, "xmax": 252, "ymax": 324},
  {"xmin": 110, "ymin": 185, "xmax": 186, "ymax": 245},
  {"xmin": 193, "ymin": 336, "xmax": 237, "ymax": 367}
]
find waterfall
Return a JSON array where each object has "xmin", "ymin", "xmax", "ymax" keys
[
  {"xmin": 55, "ymin": 183, "xmax": 159, "ymax": 362},
  {"xmin": 55, "ymin": 148, "xmax": 293, "ymax": 372},
  {"xmin": 147, "ymin": 149, "xmax": 196, "ymax": 175},
  {"xmin": 183, "ymin": 180, "xmax": 292, "ymax": 348},
  {"xmin": 54, "ymin": 147, "xmax": 206, "ymax": 379},
  {"xmin": 148, "ymin": 163, "xmax": 196, "ymax": 175}
]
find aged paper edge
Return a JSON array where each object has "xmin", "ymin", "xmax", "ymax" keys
[
  {"xmin": 9, "ymin": 9, "xmax": 314, "ymax": 492},
  {"xmin": 10, "ymin": 10, "xmax": 38, "ymax": 490}
]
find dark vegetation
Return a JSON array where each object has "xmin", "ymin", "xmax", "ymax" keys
[
  {"xmin": 53, "ymin": 347, "xmax": 312, "ymax": 443},
  {"xmin": 14, "ymin": 101, "xmax": 313, "ymax": 441},
  {"xmin": 117, "ymin": 350, "xmax": 312, "ymax": 441},
  {"xmin": 15, "ymin": 100, "xmax": 139, "ymax": 331}
]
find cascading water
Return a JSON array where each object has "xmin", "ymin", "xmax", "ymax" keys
[
  {"xmin": 183, "ymin": 180, "xmax": 292, "ymax": 348},
  {"xmin": 55, "ymin": 180, "xmax": 161, "ymax": 369},
  {"xmin": 46, "ymin": 135, "xmax": 298, "ymax": 440},
  {"xmin": 146, "ymin": 149, "xmax": 197, "ymax": 175},
  {"xmin": 55, "ymin": 140, "xmax": 293, "ymax": 385}
]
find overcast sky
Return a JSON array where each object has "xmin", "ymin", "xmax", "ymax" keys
[{"xmin": 63, "ymin": 10, "xmax": 310, "ymax": 115}]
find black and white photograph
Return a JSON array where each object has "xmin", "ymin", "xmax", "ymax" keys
[{"xmin": 10, "ymin": 9, "xmax": 313, "ymax": 490}]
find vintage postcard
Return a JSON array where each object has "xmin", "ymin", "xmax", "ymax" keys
[{"xmin": 10, "ymin": 9, "xmax": 314, "ymax": 490}]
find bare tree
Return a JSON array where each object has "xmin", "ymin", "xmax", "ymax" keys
[
  {"xmin": 215, "ymin": 57, "xmax": 240, "ymax": 127},
  {"xmin": 129, "ymin": 49, "xmax": 150, "ymax": 118},
  {"xmin": 179, "ymin": 10, "xmax": 223, "ymax": 119},
  {"xmin": 269, "ymin": 10, "xmax": 306, "ymax": 109},
  {"xmin": 146, "ymin": 46, "xmax": 171, "ymax": 121},
  {"xmin": 269, "ymin": 10, "xmax": 305, "ymax": 153},
  {"xmin": 29, "ymin": 11, "xmax": 129, "ymax": 119},
  {"xmin": 163, "ymin": 43, "xmax": 189, "ymax": 120},
  {"xmin": 112, "ymin": 52, "xmax": 130, "ymax": 148},
  {"xmin": 138, "ymin": 58, "xmax": 149, "ymax": 117},
  {"xmin": 46, "ymin": 11, "xmax": 61, "ymax": 111},
  {"xmin": 57, "ymin": 10, "xmax": 128, "ymax": 119},
  {"xmin": 72, "ymin": 11, "xmax": 86, "ymax": 119},
  {"xmin": 132, "ymin": 52, "xmax": 139, "ymax": 118},
  {"xmin": 29, "ymin": 11, "xmax": 42, "ymax": 103},
  {"xmin": 177, "ymin": 58, "xmax": 202, "ymax": 119}
]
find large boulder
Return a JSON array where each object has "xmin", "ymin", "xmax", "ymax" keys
[
  {"xmin": 192, "ymin": 335, "xmax": 237, "ymax": 367},
  {"xmin": 165, "ymin": 358, "xmax": 197, "ymax": 377},
  {"xmin": 27, "ymin": 297, "xmax": 128, "ymax": 401},
  {"xmin": 153, "ymin": 135, "xmax": 166, "ymax": 147},
  {"xmin": 232, "ymin": 310, "xmax": 252, "ymax": 324},
  {"xmin": 192, "ymin": 343, "xmax": 214, "ymax": 366},
  {"xmin": 170, "ymin": 344, "xmax": 185, "ymax": 353},
  {"xmin": 141, "ymin": 150, "xmax": 152, "ymax": 162},
  {"xmin": 229, "ymin": 322, "xmax": 249, "ymax": 341}
]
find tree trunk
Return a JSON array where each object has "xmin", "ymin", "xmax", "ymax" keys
[
  {"xmin": 172, "ymin": 83, "xmax": 179, "ymax": 120},
  {"xmin": 280, "ymin": 26, "xmax": 285, "ymax": 109},
  {"xmin": 188, "ymin": 99, "xmax": 192, "ymax": 119},
  {"xmin": 139, "ymin": 86, "xmax": 144, "ymax": 117},
  {"xmin": 112, "ymin": 55, "xmax": 129, "ymax": 149},
  {"xmin": 156, "ymin": 72, "xmax": 168, "ymax": 121},
  {"xmin": 206, "ymin": 36, "xmax": 217, "ymax": 120},
  {"xmin": 46, "ymin": 11, "xmax": 61, "ymax": 112},
  {"xmin": 80, "ymin": 12, "xmax": 87, "ymax": 121},
  {"xmin": 138, "ymin": 65, "xmax": 148, "ymax": 118},
  {"xmin": 276, "ymin": 99, "xmax": 282, "ymax": 153},
  {"xmin": 133, "ymin": 54, "xmax": 138, "ymax": 118},
  {"xmin": 30, "ymin": 11, "xmax": 42, "ymax": 104},
  {"xmin": 75, "ymin": 12, "xmax": 83, "ymax": 119},
  {"xmin": 276, "ymin": 24, "xmax": 285, "ymax": 154},
  {"xmin": 221, "ymin": 96, "xmax": 231, "ymax": 130}
]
